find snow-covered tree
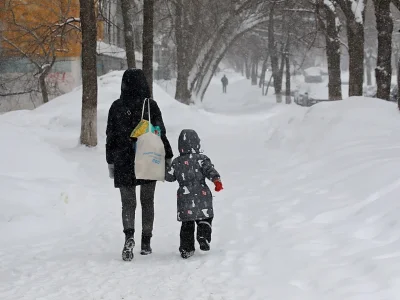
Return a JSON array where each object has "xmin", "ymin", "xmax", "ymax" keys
[
  {"xmin": 317, "ymin": 0, "xmax": 342, "ymax": 100},
  {"xmin": 173, "ymin": 0, "xmax": 269, "ymax": 104},
  {"xmin": 333, "ymin": 0, "xmax": 366, "ymax": 97}
]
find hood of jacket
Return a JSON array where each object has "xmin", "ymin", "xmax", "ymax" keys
[
  {"xmin": 120, "ymin": 69, "xmax": 151, "ymax": 105},
  {"xmin": 178, "ymin": 129, "xmax": 201, "ymax": 155}
]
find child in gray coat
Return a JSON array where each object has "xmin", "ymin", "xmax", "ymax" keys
[{"xmin": 166, "ymin": 129, "xmax": 223, "ymax": 259}]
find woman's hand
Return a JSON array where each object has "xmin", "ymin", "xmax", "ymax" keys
[{"xmin": 108, "ymin": 164, "xmax": 115, "ymax": 179}]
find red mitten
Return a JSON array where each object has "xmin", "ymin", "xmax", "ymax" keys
[{"xmin": 214, "ymin": 179, "xmax": 223, "ymax": 192}]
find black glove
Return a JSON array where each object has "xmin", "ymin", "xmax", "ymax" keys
[{"xmin": 108, "ymin": 164, "xmax": 115, "ymax": 179}]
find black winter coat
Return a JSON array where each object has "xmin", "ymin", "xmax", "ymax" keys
[
  {"xmin": 166, "ymin": 130, "xmax": 220, "ymax": 222},
  {"xmin": 106, "ymin": 69, "xmax": 173, "ymax": 188}
]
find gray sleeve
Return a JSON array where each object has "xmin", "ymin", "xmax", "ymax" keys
[
  {"xmin": 201, "ymin": 156, "xmax": 220, "ymax": 182},
  {"xmin": 165, "ymin": 160, "xmax": 177, "ymax": 182}
]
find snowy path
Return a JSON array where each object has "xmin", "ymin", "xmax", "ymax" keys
[{"xmin": 2, "ymin": 73, "xmax": 400, "ymax": 299}]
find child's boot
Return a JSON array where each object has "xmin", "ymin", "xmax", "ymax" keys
[
  {"xmin": 197, "ymin": 219, "xmax": 212, "ymax": 251},
  {"xmin": 198, "ymin": 237, "xmax": 210, "ymax": 251}
]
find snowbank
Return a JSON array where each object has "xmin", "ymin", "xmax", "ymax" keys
[
  {"xmin": 0, "ymin": 120, "xmax": 79, "ymax": 242},
  {"xmin": 268, "ymin": 97, "xmax": 399, "ymax": 151},
  {"xmin": 0, "ymin": 123, "xmax": 76, "ymax": 180}
]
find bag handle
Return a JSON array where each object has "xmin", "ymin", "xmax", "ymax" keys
[{"xmin": 141, "ymin": 98, "xmax": 151, "ymax": 125}]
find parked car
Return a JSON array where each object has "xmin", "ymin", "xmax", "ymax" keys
[{"xmin": 303, "ymin": 67, "xmax": 324, "ymax": 83}]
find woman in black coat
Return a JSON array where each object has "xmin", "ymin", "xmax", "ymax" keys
[{"xmin": 106, "ymin": 69, "xmax": 173, "ymax": 261}]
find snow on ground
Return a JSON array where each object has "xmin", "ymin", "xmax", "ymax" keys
[{"xmin": 1, "ymin": 71, "xmax": 400, "ymax": 299}]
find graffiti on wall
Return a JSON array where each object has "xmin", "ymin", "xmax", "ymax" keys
[{"xmin": 46, "ymin": 72, "xmax": 76, "ymax": 93}]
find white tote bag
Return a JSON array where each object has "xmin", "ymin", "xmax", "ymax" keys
[{"xmin": 134, "ymin": 99, "xmax": 166, "ymax": 181}]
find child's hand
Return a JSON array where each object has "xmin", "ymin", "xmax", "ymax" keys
[{"xmin": 213, "ymin": 179, "xmax": 223, "ymax": 192}]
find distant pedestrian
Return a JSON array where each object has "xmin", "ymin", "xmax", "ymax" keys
[{"xmin": 221, "ymin": 75, "xmax": 228, "ymax": 93}]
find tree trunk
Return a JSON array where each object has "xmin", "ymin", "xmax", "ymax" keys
[
  {"xmin": 398, "ymin": 58, "xmax": 400, "ymax": 110},
  {"xmin": 325, "ymin": 4, "xmax": 342, "ymax": 100},
  {"xmin": 108, "ymin": 2, "xmax": 112, "ymax": 44},
  {"xmin": 142, "ymin": 0, "xmax": 154, "ymax": 95},
  {"xmin": 335, "ymin": 0, "xmax": 366, "ymax": 96},
  {"xmin": 374, "ymin": 0, "xmax": 393, "ymax": 100},
  {"xmin": 285, "ymin": 48, "xmax": 291, "ymax": 104},
  {"xmin": 79, "ymin": 0, "xmax": 98, "ymax": 147},
  {"xmin": 121, "ymin": 0, "xmax": 136, "ymax": 69},
  {"xmin": 259, "ymin": 56, "xmax": 268, "ymax": 88},
  {"xmin": 256, "ymin": 60, "xmax": 259, "ymax": 77},
  {"xmin": 245, "ymin": 56, "xmax": 251, "ymax": 79},
  {"xmin": 39, "ymin": 74, "xmax": 49, "ymax": 104},
  {"xmin": 268, "ymin": 4, "xmax": 282, "ymax": 102},
  {"xmin": 365, "ymin": 50, "xmax": 372, "ymax": 86},
  {"xmin": 174, "ymin": 0, "xmax": 191, "ymax": 104},
  {"xmin": 278, "ymin": 44, "xmax": 285, "ymax": 89},
  {"xmin": 251, "ymin": 58, "xmax": 257, "ymax": 85},
  {"xmin": 347, "ymin": 22, "xmax": 364, "ymax": 96}
]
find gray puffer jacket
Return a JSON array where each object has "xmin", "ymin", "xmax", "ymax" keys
[{"xmin": 166, "ymin": 129, "xmax": 220, "ymax": 222}]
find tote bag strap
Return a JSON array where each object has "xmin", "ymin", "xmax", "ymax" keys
[{"xmin": 141, "ymin": 98, "xmax": 151, "ymax": 125}]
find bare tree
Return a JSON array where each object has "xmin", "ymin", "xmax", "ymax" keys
[
  {"xmin": 79, "ymin": 0, "xmax": 98, "ymax": 147},
  {"xmin": 143, "ymin": 0, "xmax": 154, "ymax": 95},
  {"xmin": 373, "ymin": 0, "xmax": 392, "ymax": 100},
  {"xmin": 171, "ymin": 0, "xmax": 269, "ymax": 103},
  {"xmin": 121, "ymin": 0, "xmax": 136, "ymax": 68},
  {"xmin": 317, "ymin": 0, "xmax": 342, "ymax": 100},
  {"xmin": 333, "ymin": 0, "xmax": 366, "ymax": 96},
  {"xmin": 0, "ymin": 1, "xmax": 80, "ymax": 105},
  {"xmin": 190, "ymin": 1, "xmax": 269, "ymax": 101}
]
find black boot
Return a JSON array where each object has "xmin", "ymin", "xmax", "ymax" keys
[
  {"xmin": 122, "ymin": 229, "xmax": 135, "ymax": 261},
  {"xmin": 140, "ymin": 235, "xmax": 152, "ymax": 255},
  {"xmin": 198, "ymin": 237, "xmax": 210, "ymax": 251}
]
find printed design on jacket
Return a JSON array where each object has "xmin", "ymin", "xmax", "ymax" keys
[{"xmin": 166, "ymin": 130, "xmax": 220, "ymax": 222}]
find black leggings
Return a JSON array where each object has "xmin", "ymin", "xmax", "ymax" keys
[
  {"xmin": 180, "ymin": 218, "xmax": 213, "ymax": 252},
  {"xmin": 119, "ymin": 182, "xmax": 156, "ymax": 237}
]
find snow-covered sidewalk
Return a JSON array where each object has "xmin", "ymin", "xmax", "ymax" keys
[{"xmin": 1, "ymin": 72, "xmax": 400, "ymax": 299}]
